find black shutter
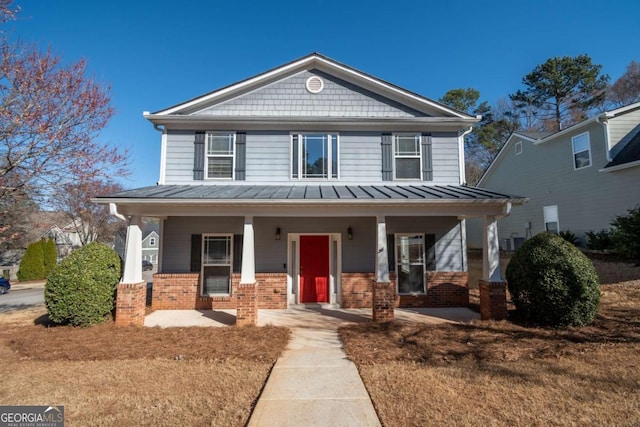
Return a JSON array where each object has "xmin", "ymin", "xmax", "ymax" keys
[
  {"xmin": 421, "ymin": 133, "xmax": 433, "ymax": 181},
  {"xmin": 190, "ymin": 234, "xmax": 202, "ymax": 273},
  {"xmin": 235, "ymin": 132, "xmax": 246, "ymax": 181},
  {"xmin": 381, "ymin": 133, "xmax": 393, "ymax": 181},
  {"xmin": 233, "ymin": 234, "xmax": 243, "ymax": 273},
  {"xmin": 425, "ymin": 233, "xmax": 436, "ymax": 270},
  {"xmin": 386, "ymin": 234, "xmax": 395, "ymax": 268},
  {"xmin": 193, "ymin": 131, "xmax": 205, "ymax": 180}
]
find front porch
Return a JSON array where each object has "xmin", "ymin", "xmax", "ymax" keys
[{"xmin": 143, "ymin": 306, "xmax": 480, "ymax": 328}]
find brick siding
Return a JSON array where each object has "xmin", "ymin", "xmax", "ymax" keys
[
  {"xmin": 372, "ymin": 281, "xmax": 395, "ymax": 321},
  {"xmin": 479, "ymin": 280, "xmax": 507, "ymax": 320},
  {"xmin": 340, "ymin": 273, "xmax": 374, "ymax": 308},
  {"xmin": 236, "ymin": 283, "xmax": 257, "ymax": 326},
  {"xmin": 396, "ymin": 272, "xmax": 469, "ymax": 308}
]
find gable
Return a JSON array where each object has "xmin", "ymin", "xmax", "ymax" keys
[{"xmin": 193, "ymin": 69, "xmax": 427, "ymax": 119}]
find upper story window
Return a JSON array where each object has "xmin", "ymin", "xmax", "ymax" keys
[
  {"xmin": 206, "ymin": 132, "xmax": 235, "ymax": 179},
  {"xmin": 149, "ymin": 237, "xmax": 156, "ymax": 246},
  {"xmin": 292, "ymin": 133, "xmax": 338, "ymax": 179},
  {"xmin": 571, "ymin": 132, "xmax": 591, "ymax": 169},
  {"xmin": 515, "ymin": 141, "xmax": 523, "ymax": 155},
  {"xmin": 394, "ymin": 134, "xmax": 421, "ymax": 179}
]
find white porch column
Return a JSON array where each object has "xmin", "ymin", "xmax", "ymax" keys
[
  {"xmin": 240, "ymin": 216, "xmax": 256, "ymax": 284},
  {"xmin": 121, "ymin": 215, "xmax": 143, "ymax": 284},
  {"xmin": 376, "ymin": 215, "xmax": 390, "ymax": 282},
  {"xmin": 482, "ymin": 215, "xmax": 503, "ymax": 282}
]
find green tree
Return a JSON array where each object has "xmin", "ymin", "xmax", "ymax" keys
[
  {"xmin": 610, "ymin": 205, "xmax": 640, "ymax": 264},
  {"xmin": 607, "ymin": 60, "xmax": 640, "ymax": 108},
  {"xmin": 510, "ymin": 54, "xmax": 609, "ymax": 131},
  {"xmin": 43, "ymin": 237, "xmax": 58, "ymax": 276},
  {"xmin": 439, "ymin": 88, "xmax": 480, "ymax": 113},
  {"xmin": 17, "ymin": 239, "xmax": 45, "ymax": 281}
]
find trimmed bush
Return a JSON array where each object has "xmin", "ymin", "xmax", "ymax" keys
[
  {"xmin": 43, "ymin": 237, "xmax": 58, "ymax": 276},
  {"xmin": 17, "ymin": 239, "xmax": 46, "ymax": 281},
  {"xmin": 586, "ymin": 229, "xmax": 613, "ymax": 251},
  {"xmin": 505, "ymin": 233, "xmax": 600, "ymax": 327},
  {"xmin": 45, "ymin": 242, "xmax": 121, "ymax": 326},
  {"xmin": 611, "ymin": 205, "xmax": 640, "ymax": 264}
]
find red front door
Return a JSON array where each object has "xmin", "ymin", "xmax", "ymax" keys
[{"xmin": 300, "ymin": 235, "xmax": 330, "ymax": 303}]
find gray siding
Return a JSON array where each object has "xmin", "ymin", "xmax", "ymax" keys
[
  {"xmin": 162, "ymin": 216, "xmax": 464, "ymax": 273},
  {"xmin": 468, "ymin": 120, "xmax": 640, "ymax": 248},
  {"xmin": 164, "ymin": 130, "xmax": 462, "ymax": 186},
  {"xmin": 165, "ymin": 130, "xmax": 196, "ymax": 184},
  {"xmin": 609, "ymin": 107, "xmax": 640, "ymax": 156},
  {"xmin": 194, "ymin": 70, "xmax": 427, "ymax": 118}
]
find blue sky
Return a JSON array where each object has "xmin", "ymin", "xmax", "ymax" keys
[{"xmin": 10, "ymin": 0, "xmax": 640, "ymax": 188}]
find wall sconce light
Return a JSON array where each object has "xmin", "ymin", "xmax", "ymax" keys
[
  {"xmin": 347, "ymin": 226, "xmax": 353, "ymax": 240},
  {"xmin": 275, "ymin": 227, "xmax": 281, "ymax": 240}
]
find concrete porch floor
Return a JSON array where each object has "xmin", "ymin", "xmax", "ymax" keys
[{"xmin": 143, "ymin": 306, "xmax": 480, "ymax": 328}]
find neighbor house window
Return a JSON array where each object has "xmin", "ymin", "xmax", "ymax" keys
[
  {"xmin": 515, "ymin": 141, "xmax": 523, "ymax": 155},
  {"xmin": 572, "ymin": 132, "xmax": 591, "ymax": 169},
  {"xmin": 394, "ymin": 134, "xmax": 421, "ymax": 179},
  {"xmin": 395, "ymin": 234, "xmax": 426, "ymax": 294},
  {"xmin": 292, "ymin": 133, "xmax": 338, "ymax": 179},
  {"xmin": 149, "ymin": 237, "xmax": 156, "ymax": 246},
  {"xmin": 543, "ymin": 205, "xmax": 559, "ymax": 234},
  {"xmin": 206, "ymin": 132, "xmax": 235, "ymax": 179},
  {"xmin": 201, "ymin": 234, "xmax": 233, "ymax": 295}
]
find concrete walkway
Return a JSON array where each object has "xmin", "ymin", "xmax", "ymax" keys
[{"xmin": 248, "ymin": 322, "xmax": 381, "ymax": 426}]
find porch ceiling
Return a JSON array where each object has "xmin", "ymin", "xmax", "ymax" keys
[{"xmin": 95, "ymin": 184, "xmax": 526, "ymax": 218}]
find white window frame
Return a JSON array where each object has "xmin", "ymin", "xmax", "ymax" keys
[
  {"xmin": 201, "ymin": 233, "xmax": 233, "ymax": 296},
  {"xmin": 291, "ymin": 133, "xmax": 339, "ymax": 180},
  {"xmin": 543, "ymin": 205, "xmax": 560, "ymax": 234},
  {"xmin": 395, "ymin": 233, "xmax": 426, "ymax": 295},
  {"xmin": 149, "ymin": 237, "xmax": 156, "ymax": 246},
  {"xmin": 205, "ymin": 132, "xmax": 235, "ymax": 180},
  {"xmin": 515, "ymin": 141, "xmax": 523, "ymax": 155},
  {"xmin": 393, "ymin": 133, "xmax": 422, "ymax": 180},
  {"xmin": 571, "ymin": 132, "xmax": 592, "ymax": 170}
]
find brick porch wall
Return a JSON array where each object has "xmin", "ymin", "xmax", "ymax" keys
[
  {"xmin": 115, "ymin": 282, "xmax": 147, "ymax": 326},
  {"xmin": 396, "ymin": 272, "xmax": 469, "ymax": 308},
  {"xmin": 236, "ymin": 283, "xmax": 257, "ymax": 326},
  {"xmin": 479, "ymin": 280, "xmax": 507, "ymax": 320},
  {"xmin": 153, "ymin": 273, "xmax": 287, "ymax": 310},
  {"xmin": 341, "ymin": 273, "xmax": 374, "ymax": 308}
]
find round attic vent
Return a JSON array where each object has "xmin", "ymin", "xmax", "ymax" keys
[{"xmin": 305, "ymin": 76, "xmax": 324, "ymax": 94}]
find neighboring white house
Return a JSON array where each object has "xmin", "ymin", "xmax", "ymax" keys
[
  {"xmin": 142, "ymin": 229, "xmax": 159, "ymax": 264},
  {"xmin": 97, "ymin": 53, "xmax": 524, "ymax": 325},
  {"xmin": 467, "ymin": 101, "xmax": 640, "ymax": 249}
]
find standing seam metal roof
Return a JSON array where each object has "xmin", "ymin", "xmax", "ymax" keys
[{"xmin": 99, "ymin": 185, "xmax": 522, "ymax": 202}]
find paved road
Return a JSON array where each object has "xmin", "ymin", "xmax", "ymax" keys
[{"xmin": 0, "ymin": 287, "xmax": 44, "ymax": 312}]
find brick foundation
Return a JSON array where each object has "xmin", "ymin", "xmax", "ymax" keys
[
  {"xmin": 115, "ymin": 281, "xmax": 147, "ymax": 326},
  {"xmin": 256, "ymin": 273, "xmax": 288, "ymax": 309},
  {"xmin": 372, "ymin": 281, "xmax": 395, "ymax": 322},
  {"xmin": 341, "ymin": 273, "xmax": 374, "ymax": 308},
  {"xmin": 479, "ymin": 280, "xmax": 507, "ymax": 320},
  {"xmin": 236, "ymin": 282, "xmax": 257, "ymax": 326}
]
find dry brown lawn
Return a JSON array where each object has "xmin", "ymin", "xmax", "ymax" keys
[
  {"xmin": 0, "ymin": 310, "xmax": 289, "ymax": 426},
  {"xmin": 341, "ymin": 256, "xmax": 640, "ymax": 427}
]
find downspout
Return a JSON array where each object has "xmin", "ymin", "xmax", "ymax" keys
[
  {"xmin": 459, "ymin": 126, "xmax": 474, "ymax": 185},
  {"xmin": 109, "ymin": 203, "xmax": 126, "ymax": 221},
  {"xmin": 152, "ymin": 122, "xmax": 167, "ymax": 185},
  {"xmin": 597, "ymin": 114, "xmax": 613, "ymax": 162}
]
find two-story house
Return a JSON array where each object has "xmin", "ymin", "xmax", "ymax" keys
[
  {"xmin": 467, "ymin": 101, "xmax": 640, "ymax": 250},
  {"xmin": 98, "ymin": 53, "xmax": 524, "ymax": 326}
]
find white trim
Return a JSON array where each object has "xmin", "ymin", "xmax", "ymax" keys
[
  {"xmin": 392, "ymin": 133, "xmax": 422, "ymax": 180},
  {"xmin": 600, "ymin": 159, "xmax": 640, "ymax": 173},
  {"xmin": 290, "ymin": 132, "xmax": 340, "ymax": 180},
  {"xmin": 515, "ymin": 141, "xmax": 522, "ymax": 155},
  {"xmin": 305, "ymin": 76, "xmax": 324, "ymax": 94},
  {"xmin": 158, "ymin": 130, "xmax": 167, "ymax": 185}
]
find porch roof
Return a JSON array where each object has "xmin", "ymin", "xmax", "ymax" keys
[
  {"xmin": 99, "ymin": 184, "xmax": 523, "ymax": 202},
  {"xmin": 96, "ymin": 184, "xmax": 526, "ymax": 218}
]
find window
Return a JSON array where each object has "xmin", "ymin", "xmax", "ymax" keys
[
  {"xmin": 206, "ymin": 132, "xmax": 235, "ymax": 179},
  {"xmin": 149, "ymin": 237, "xmax": 156, "ymax": 246},
  {"xmin": 543, "ymin": 205, "xmax": 559, "ymax": 234},
  {"xmin": 396, "ymin": 234, "xmax": 426, "ymax": 294},
  {"xmin": 515, "ymin": 141, "xmax": 523, "ymax": 155},
  {"xmin": 394, "ymin": 134, "xmax": 421, "ymax": 179},
  {"xmin": 572, "ymin": 132, "xmax": 591, "ymax": 169},
  {"xmin": 201, "ymin": 234, "xmax": 233, "ymax": 295},
  {"xmin": 292, "ymin": 133, "xmax": 338, "ymax": 179}
]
